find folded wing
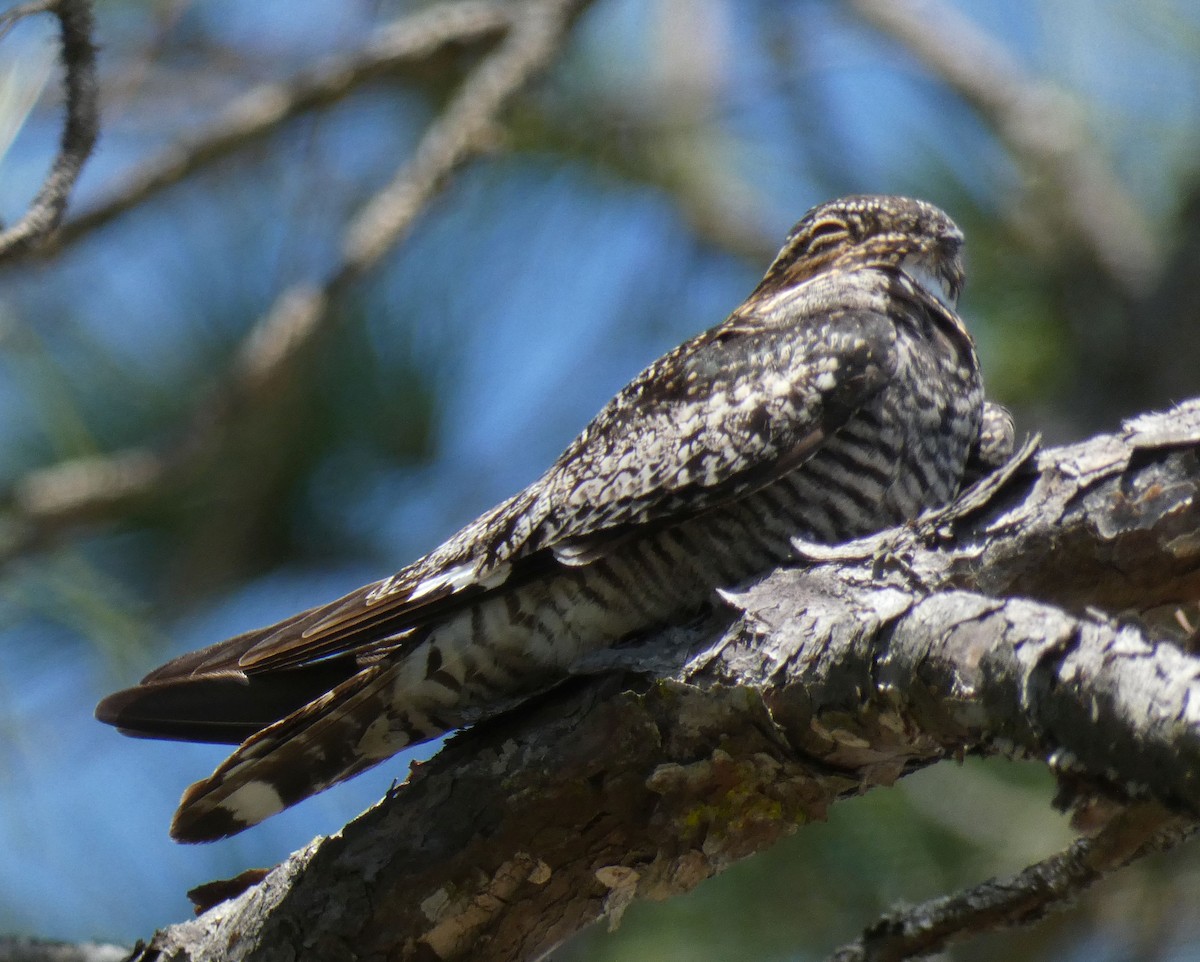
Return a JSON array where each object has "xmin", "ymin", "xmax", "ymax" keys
[{"xmin": 96, "ymin": 291, "xmax": 901, "ymax": 839}]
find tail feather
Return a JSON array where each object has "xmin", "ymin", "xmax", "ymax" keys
[{"xmin": 168, "ymin": 662, "xmax": 413, "ymax": 843}]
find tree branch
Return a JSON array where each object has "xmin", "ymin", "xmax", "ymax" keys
[
  {"xmin": 824, "ymin": 803, "xmax": 1194, "ymax": 962},
  {"xmin": 797, "ymin": 400, "xmax": 1200, "ymax": 614},
  {"xmin": 34, "ymin": 0, "xmax": 519, "ymax": 260},
  {"xmin": 848, "ymin": 0, "xmax": 1161, "ymax": 294},
  {"xmin": 0, "ymin": 936, "xmax": 128, "ymax": 962},
  {"xmin": 125, "ymin": 401, "xmax": 1200, "ymax": 960},
  {"xmin": 0, "ymin": 0, "xmax": 592, "ymax": 572},
  {"xmin": 0, "ymin": 0, "xmax": 97, "ymax": 260}
]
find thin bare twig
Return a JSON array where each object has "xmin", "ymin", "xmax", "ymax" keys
[
  {"xmin": 824, "ymin": 804, "xmax": 1194, "ymax": 962},
  {"xmin": 35, "ymin": 0, "xmax": 520, "ymax": 259},
  {"xmin": 0, "ymin": 0, "xmax": 98, "ymax": 259},
  {"xmin": 1, "ymin": 0, "xmax": 590, "ymax": 569},
  {"xmin": 849, "ymin": 0, "xmax": 1161, "ymax": 294}
]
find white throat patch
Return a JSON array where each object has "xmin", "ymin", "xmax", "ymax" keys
[{"xmin": 901, "ymin": 254, "xmax": 957, "ymax": 312}]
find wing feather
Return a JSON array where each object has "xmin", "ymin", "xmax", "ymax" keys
[{"xmin": 102, "ymin": 282, "xmax": 899, "ymax": 742}]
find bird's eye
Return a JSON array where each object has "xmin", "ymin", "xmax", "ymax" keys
[
  {"xmin": 938, "ymin": 228, "xmax": 964, "ymax": 255},
  {"xmin": 804, "ymin": 219, "xmax": 848, "ymax": 254}
]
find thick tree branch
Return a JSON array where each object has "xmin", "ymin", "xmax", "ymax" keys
[
  {"xmin": 126, "ymin": 401, "xmax": 1200, "ymax": 960},
  {"xmin": 798, "ymin": 400, "xmax": 1200, "ymax": 614},
  {"xmin": 0, "ymin": 0, "xmax": 97, "ymax": 260}
]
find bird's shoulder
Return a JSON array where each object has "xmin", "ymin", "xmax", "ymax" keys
[{"xmin": 532, "ymin": 276, "xmax": 902, "ymax": 538}]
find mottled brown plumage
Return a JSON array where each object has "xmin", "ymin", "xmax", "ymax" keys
[{"xmin": 97, "ymin": 195, "xmax": 994, "ymax": 842}]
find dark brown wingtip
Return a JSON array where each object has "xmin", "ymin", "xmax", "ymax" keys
[
  {"xmin": 94, "ymin": 686, "xmax": 134, "ymax": 728},
  {"xmin": 94, "ymin": 684, "xmax": 182, "ymax": 737},
  {"xmin": 94, "ymin": 658, "xmax": 363, "ymax": 745},
  {"xmin": 93, "ymin": 676, "xmax": 260, "ymax": 745}
]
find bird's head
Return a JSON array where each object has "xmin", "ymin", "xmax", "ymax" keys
[{"xmin": 759, "ymin": 195, "xmax": 966, "ymax": 312}]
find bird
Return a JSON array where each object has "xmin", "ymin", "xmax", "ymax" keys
[{"xmin": 97, "ymin": 194, "xmax": 996, "ymax": 843}]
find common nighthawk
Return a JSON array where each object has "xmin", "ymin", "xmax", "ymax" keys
[{"xmin": 98, "ymin": 195, "xmax": 999, "ymax": 842}]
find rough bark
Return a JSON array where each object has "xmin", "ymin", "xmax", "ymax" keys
[{"xmin": 129, "ymin": 399, "xmax": 1200, "ymax": 961}]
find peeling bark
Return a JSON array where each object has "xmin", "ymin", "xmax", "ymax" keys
[{"xmin": 130, "ymin": 401, "xmax": 1200, "ymax": 961}]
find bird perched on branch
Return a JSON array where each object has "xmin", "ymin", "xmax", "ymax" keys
[{"xmin": 97, "ymin": 194, "xmax": 1004, "ymax": 843}]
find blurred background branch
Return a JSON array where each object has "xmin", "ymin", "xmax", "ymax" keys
[
  {"xmin": 0, "ymin": 936, "xmax": 127, "ymax": 962},
  {"xmin": 34, "ymin": 0, "xmax": 516, "ymax": 260},
  {"xmin": 825, "ymin": 805, "xmax": 1194, "ymax": 962},
  {"xmin": 0, "ymin": 0, "xmax": 591, "ymax": 574},
  {"xmin": 851, "ymin": 0, "xmax": 1161, "ymax": 295}
]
